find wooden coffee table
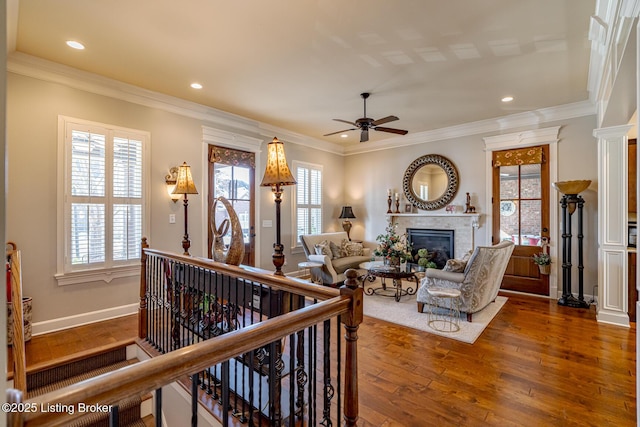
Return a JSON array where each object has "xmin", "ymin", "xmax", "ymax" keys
[{"xmin": 360, "ymin": 264, "xmax": 419, "ymax": 302}]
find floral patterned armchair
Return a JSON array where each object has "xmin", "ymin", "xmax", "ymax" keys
[{"xmin": 416, "ymin": 240, "xmax": 514, "ymax": 321}]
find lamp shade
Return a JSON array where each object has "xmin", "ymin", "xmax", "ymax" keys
[
  {"xmin": 172, "ymin": 162, "xmax": 198, "ymax": 195},
  {"xmin": 339, "ymin": 206, "xmax": 356, "ymax": 219},
  {"xmin": 260, "ymin": 137, "xmax": 297, "ymax": 187}
]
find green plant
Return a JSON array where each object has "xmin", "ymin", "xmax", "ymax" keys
[
  {"xmin": 532, "ymin": 252, "xmax": 551, "ymax": 265},
  {"xmin": 415, "ymin": 248, "xmax": 437, "ymax": 269}
]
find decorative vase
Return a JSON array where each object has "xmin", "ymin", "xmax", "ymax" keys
[
  {"xmin": 386, "ymin": 256, "xmax": 401, "ymax": 268},
  {"xmin": 211, "ymin": 196, "xmax": 245, "ymax": 266},
  {"xmin": 538, "ymin": 264, "xmax": 550, "ymax": 275}
]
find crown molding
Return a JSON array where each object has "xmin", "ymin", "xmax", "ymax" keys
[
  {"xmin": 257, "ymin": 123, "xmax": 346, "ymax": 156},
  {"xmin": 8, "ymin": 52, "xmax": 262, "ymax": 135},
  {"xmin": 343, "ymin": 101, "xmax": 595, "ymax": 156},
  {"xmin": 9, "ymin": 52, "xmax": 596, "ymax": 159}
]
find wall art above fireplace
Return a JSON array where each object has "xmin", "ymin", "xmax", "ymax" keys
[{"xmin": 402, "ymin": 154, "xmax": 459, "ymax": 211}]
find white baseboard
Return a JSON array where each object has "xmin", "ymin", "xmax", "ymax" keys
[{"xmin": 31, "ymin": 303, "xmax": 138, "ymax": 336}]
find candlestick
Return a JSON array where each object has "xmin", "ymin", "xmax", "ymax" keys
[
  {"xmin": 387, "ymin": 194, "xmax": 393, "ymax": 213},
  {"xmin": 395, "ymin": 198, "xmax": 400, "ymax": 213}
]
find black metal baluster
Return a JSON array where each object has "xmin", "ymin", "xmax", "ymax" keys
[
  {"xmin": 336, "ymin": 315, "xmax": 342, "ymax": 422},
  {"xmin": 289, "ymin": 330, "xmax": 296, "ymax": 424},
  {"xmin": 155, "ymin": 387, "xmax": 162, "ymax": 427},
  {"xmin": 268, "ymin": 340, "xmax": 278, "ymax": 425},
  {"xmin": 295, "ymin": 296, "xmax": 307, "ymax": 419},
  {"xmin": 321, "ymin": 319, "xmax": 333, "ymax": 426},
  {"xmin": 191, "ymin": 373, "xmax": 198, "ymax": 427},
  {"xmin": 310, "ymin": 322, "xmax": 317, "ymax": 426},
  {"xmin": 221, "ymin": 360, "xmax": 230, "ymax": 427},
  {"xmin": 247, "ymin": 348, "xmax": 255, "ymax": 427},
  {"xmin": 108, "ymin": 405, "xmax": 119, "ymax": 427}
]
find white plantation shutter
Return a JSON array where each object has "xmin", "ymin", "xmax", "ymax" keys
[
  {"xmin": 293, "ymin": 162, "xmax": 323, "ymax": 244},
  {"xmin": 63, "ymin": 119, "xmax": 147, "ymax": 275},
  {"xmin": 70, "ymin": 129, "xmax": 107, "ymax": 266},
  {"xmin": 112, "ymin": 136, "xmax": 143, "ymax": 261}
]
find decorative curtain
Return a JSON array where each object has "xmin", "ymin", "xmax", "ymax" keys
[
  {"xmin": 493, "ymin": 146, "xmax": 543, "ymax": 167},
  {"xmin": 209, "ymin": 145, "xmax": 255, "ymax": 168}
]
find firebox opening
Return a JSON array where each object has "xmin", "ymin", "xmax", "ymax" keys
[{"xmin": 407, "ymin": 228, "xmax": 454, "ymax": 269}]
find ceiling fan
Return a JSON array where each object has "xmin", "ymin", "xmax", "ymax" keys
[{"xmin": 323, "ymin": 92, "xmax": 409, "ymax": 142}]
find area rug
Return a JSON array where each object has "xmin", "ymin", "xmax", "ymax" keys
[{"xmin": 362, "ymin": 280, "xmax": 507, "ymax": 344}]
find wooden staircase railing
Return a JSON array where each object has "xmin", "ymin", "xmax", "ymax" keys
[
  {"xmin": 7, "ymin": 242, "xmax": 27, "ymax": 395},
  {"xmin": 7, "ymin": 240, "xmax": 363, "ymax": 427}
]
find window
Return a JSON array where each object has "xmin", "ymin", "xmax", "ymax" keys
[
  {"xmin": 57, "ymin": 116, "xmax": 149, "ymax": 285},
  {"xmin": 293, "ymin": 161, "xmax": 322, "ymax": 246}
]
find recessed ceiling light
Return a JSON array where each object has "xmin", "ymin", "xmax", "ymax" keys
[
  {"xmin": 501, "ymin": 96, "xmax": 514, "ymax": 103},
  {"xmin": 190, "ymin": 83, "xmax": 203, "ymax": 89},
  {"xmin": 66, "ymin": 40, "xmax": 85, "ymax": 50},
  {"xmin": 340, "ymin": 134, "xmax": 348, "ymax": 138}
]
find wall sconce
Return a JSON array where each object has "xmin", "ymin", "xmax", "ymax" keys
[
  {"xmin": 172, "ymin": 162, "xmax": 198, "ymax": 255},
  {"xmin": 165, "ymin": 166, "xmax": 180, "ymax": 203},
  {"xmin": 260, "ymin": 137, "xmax": 297, "ymax": 276},
  {"xmin": 339, "ymin": 206, "xmax": 356, "ymax": 241}
]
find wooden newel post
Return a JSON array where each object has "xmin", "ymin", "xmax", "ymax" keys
[
  {"xmin": 138, "ymin": 237, "xmax": 149, "ymax": 339},
  {"xmin": 341, "ymin": 269, "xmax": 363, "ymax": 427}
]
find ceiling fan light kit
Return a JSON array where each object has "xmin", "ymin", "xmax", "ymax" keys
[{"xmin": 324, "ymin": 92, "xmax": 408, "ymax": 142}]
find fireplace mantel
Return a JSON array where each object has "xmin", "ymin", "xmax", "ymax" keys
[
  {"xmin": 386, "ymin": 213, "xmax": 482, "ymax": 229},
  {"xmin": 386, "ymin": 213, "xmax": 484, "ymax": 258}
]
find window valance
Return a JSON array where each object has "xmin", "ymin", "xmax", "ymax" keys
[
  {"xmin": 209, "ymin": 146, "xmax": 255, "ymax": 168},
  {"xmin": 493, "ymin": 146, "xmax": 543, "ymax": 167}
]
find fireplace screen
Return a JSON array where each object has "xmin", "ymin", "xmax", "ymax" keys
[{"xmin": 407, "ymin": 228, "xmax": 454, "ymax": 269}]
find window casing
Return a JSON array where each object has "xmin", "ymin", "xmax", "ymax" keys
[
  {"xmin": 57, "ymin": 116, "xmax": 149, "ymax": 285},
  {"xmin": 292, "ymin": 161, "xmax": 323, "ymax": 247}
]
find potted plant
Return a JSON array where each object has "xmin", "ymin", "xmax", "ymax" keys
[
  {"xmin": 532, "ymin": 252, "xmax": 551, "ymax": 275},
  {"xmin": 415, "ymin": 248, "xmax": 437, "ymax": 270}
]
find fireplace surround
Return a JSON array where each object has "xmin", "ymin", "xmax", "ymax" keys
[{"xmin": 387, "ymin": 213, "xmax": 481, "ymax": 260}]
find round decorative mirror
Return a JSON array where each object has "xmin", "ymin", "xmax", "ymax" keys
[{"xmin": 402, "ymin": 154, "xmax": 459, "ymax": 210}]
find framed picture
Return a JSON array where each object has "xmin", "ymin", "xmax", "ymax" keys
[{"xmin": 404, "ymin": 204, "xmax": 413, "ymax": 213}]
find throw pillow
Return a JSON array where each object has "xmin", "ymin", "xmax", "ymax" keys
[
  {"xmin": 329, "ymin": 241, "xmax": 343, "ymax": 259},
  {"xmin": 443, "ymin": 258, "xmax": 467, "ymax": 273},
  {"xmin": 341, "ymin": 239, "xmax": 364, "ymax": 257},
  {"xmin": 314, "ymin": 240, "xmax": 332, "ymax": 258}
]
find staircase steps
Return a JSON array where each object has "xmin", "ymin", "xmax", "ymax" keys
[{"xmin": 19, "ymin": 340, "xmax": 153, "ymax": 426}]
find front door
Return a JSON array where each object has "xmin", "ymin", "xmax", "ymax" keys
[
  {"xmin": 492, "ymin": 145, "xmax": 550, "ymax": 295},
  {"xmin": 208, "ymin": 146, "xmax": 256, "ymax": 266}
]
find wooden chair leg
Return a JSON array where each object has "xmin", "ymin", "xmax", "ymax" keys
[
  {"xmin": 417, "ymin": 302, "xmax": 425, "ymax": 313},
  {"xmin": 467, "ymin": 312, "xmax": 472, "ymax": 322}
]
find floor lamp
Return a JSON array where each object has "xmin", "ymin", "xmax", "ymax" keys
[
  {"xmin": 261, "ymin": 137, "xmax": 297, "ymax": 276},
  {"xmin": 172, "ymin": 162, "xmax": 198, "ymax": 255}
]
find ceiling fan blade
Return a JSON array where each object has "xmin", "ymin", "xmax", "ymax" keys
[
  {"xmin": 371, "ymin": 115, "xmax": 399, "ymax": 126},
  {"xmin": 323, "ymin": 128, "xmax": 356, "ymax": 136},
  {"xmin": 374, "ymin": 126, "xmax": 408, "ymax": 135},
  {"xmin": 360, "ymin": 129, "xmax": 369, "ymax": 142},
  {"xmin": 333, "ymin": 118, "xmax": 358, "ymax": 127}
]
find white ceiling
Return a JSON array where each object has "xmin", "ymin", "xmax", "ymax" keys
[{"xmin": 10, "ymin": 0, "xmax": 596, "ymax": 146}]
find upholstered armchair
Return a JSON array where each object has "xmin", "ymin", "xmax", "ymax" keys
[{"xmin": 416, "ymin": 240, "xmax": 514, "ymax": 321}]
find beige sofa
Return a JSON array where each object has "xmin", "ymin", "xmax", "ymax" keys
[{"xmin": 300, "ymin": 232, "xmax": 376, "ymax": 286}]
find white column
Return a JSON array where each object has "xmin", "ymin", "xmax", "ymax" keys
[{"xmin": 593, "ymin": 125, "xmax": 632, "ymax": 326}]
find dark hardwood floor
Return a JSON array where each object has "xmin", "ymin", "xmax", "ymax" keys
[{"xmin": 9, "ymin": 294, "xmax": 635, "ymax": 426}]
